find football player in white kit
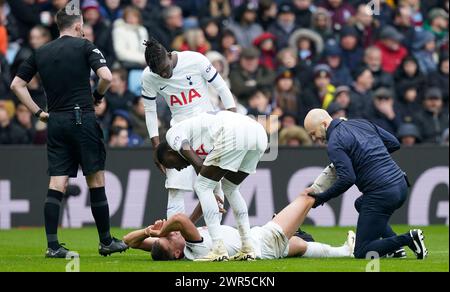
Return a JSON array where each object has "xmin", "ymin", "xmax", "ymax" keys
[
  {"xmin": 154, "ymin": 111, "xmax": 268, "ymax": 261},
  {"xmin": 122, "ymin": 166, "xmax": 355, "ymax": 261}
]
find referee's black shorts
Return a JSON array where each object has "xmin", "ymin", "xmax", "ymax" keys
[{"xmin": 47, "ymin": 111, "xmax": 106, "ymax": 178}]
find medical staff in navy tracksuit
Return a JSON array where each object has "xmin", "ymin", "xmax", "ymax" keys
[{"xmin": 304, "ymin": 109, "xmax": 428, "ymax": 260}]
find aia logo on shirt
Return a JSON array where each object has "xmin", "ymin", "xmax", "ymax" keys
[
  {"xmin": 170, "ymin": 89, "xmax": 201, "ymax": 106},
  {"xmin": 195, "ymin": 144, "xmax": 208, "ymax": 157}
]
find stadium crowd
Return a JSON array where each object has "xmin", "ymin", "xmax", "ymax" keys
[{"xmin": 0, "ymin": 0, "xmax": 448, "ymax": 147}]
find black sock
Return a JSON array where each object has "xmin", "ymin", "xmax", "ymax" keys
[
  {"xmin": 89, "ymin": 187, "xmax": 112, "ymax": 245},
  {"xmin": 44, "ymin": 189, "xmax": 63, "ymax": 250}
]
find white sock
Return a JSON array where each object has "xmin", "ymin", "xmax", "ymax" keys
[
  {"xmin": 213, "ymin": 181, "xmax": 225, "ymax": 223},
  {"xmin": 194, "ymin": 175, "xmax": 221, "ymax": 243},
  {"xmin": 222, "ymin": 178, "xmax": 251, "ymax": 246},
  {"xmin": 303, "ymin": 242, "xmax": 351, "ymax": 258},
  {"xmin": 167, "ymin": 189, "xmax": 185, "ymax": 219}
]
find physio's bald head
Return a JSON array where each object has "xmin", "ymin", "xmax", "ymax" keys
[{"xmin": 304, "ymin": 109, "xmax": 333, "ymax": 143}]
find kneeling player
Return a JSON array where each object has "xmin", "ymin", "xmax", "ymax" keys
[
  {"xmin": 123, "ymin": 193, "xmax": 355, "ymax": 261},
  {"xmin": 154, "ymin": 111, "xmax": 268, "ymax": 261}
]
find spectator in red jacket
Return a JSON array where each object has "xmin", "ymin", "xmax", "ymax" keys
[
  {"xmin": 253, "ymin": 32, "xmax": 277, "ymax": 70},
  {"xmin": 375, "ymin": 26, "xmax": 408, "ymax": 73}
]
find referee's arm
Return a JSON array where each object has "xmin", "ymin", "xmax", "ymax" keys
[
  {"xmin": 11, "ymin": 53, "xmax": 47, "ymax": 121},
  {"xmin": 87, "ymin": 42, "xmax": 112, "ymax": 104}
]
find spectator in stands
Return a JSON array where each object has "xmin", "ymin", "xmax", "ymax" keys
[
  {"xmin": 418, "ymin": 87, "xmax": 449, "ymax": 144},
  {"xmin": 131, "ymin": 0, "xmax": 161, "ymax": 33},
  {"xmin": 394, "ymin": 56, "xmax": 427, "ymax": 100},
  {"xmin": 300, "ymin": 64, "xmax": 336, "ymax": 120},
  {"xmin": 273, "ymin": 68, "xmax": 300, "ymax": 116},
  {"xmin": 318, "ymin": 0, "xmax": 355, "ymax": 32},
  {"xmin": 253, "ymin": 32, "xmax": 276, "ymax": 70},
  {"xmin": 94, "ymin": 98, "xmax": 111, "ymax": 140},
  {"xmin": 172, "ymin": 28, "xmax": 211, "ymax": 55},
  {"xmin": 349, "ymin": 3, "xmax": 377, "ymax": 48},
  {"xmin": 0, "ymin": 49, "xmax": 10, "ymax": 100},
  {"xmin": 268, "ymin": 3, "xmax": 298, "ymax": 50},
  {"xmin": 428, "ymin": 52, "xmax": 449, "ymax": 106},
  {"xmin": 130, "ymin": 97, "xmax": 149, "ymax": 141},
  {"xmin": 113, "ymin": 6, "xmax": 148, "ymax": 69},
  {"xmin": 201, "ymin": 18, "xmax": 221, "ymax": 51},
  {"xmin": 349, "ymin": 66, "xmax": 374, "ymax": 118},
  {"xmin": 108, "ymin": 126, "xmax": 129, "ymax": 148},
  {"xmin": 293, "ymin": 0, "xmax": 315, "ymax": 29},
  {"xmin": 289, "ymin": 28, "xmax": 324, "ymax": 68},
  {"xmin": 311, "ymin": 7, "xmax": 334, "ymax": 42},
  {"xmin": 424, "ymin": 8, "xmax": 449, "ymax": 48},
  {"xmin": 111, "ymin": 110, "xmax": 143, "ymax": 147},
  {"xmin": 0, "ymin": 1, "xmax": 8, "ymax": 56},
  {"xmin": 12, "ymin": 103, "xmax": 34, "ymax": 143},
  {"xmin": 412, "ymin": 30, "xmax": 438, "ymax": 75},
  {"xmin": 375, "ymin": 26, "xmax": 408, "ymax": 73},
  {"xmin": 279, "ymin": 125, "xmax": 313, "ymax": 146},
  {"xmin": 226, "ymin": 2, "xmax": 263, "ymax": 48},
  {"xmin": 276, "ymin": 47, "xmax": 313, "ymax": 88},
  {"xmin": 150, "ymin": 5, "xmax": 183, "ymax": 50},
  {"xmin": 246, "ymin": 88, "xmax": 272, "ymax": 117},
  {"xmin": 363, "ymin": 46, "xmax": 394, "ymax": 90},
  {"xmin": 396, "ymin": 84, "xmax": 422, "ymax": 126},
  {"xmin": 323, "ymin": 42, "xmax": 353, "ymax": 87},
  {"xmin": 333, "ymin": 85, "xmax": 351, "ymax": 116},
  {"xmin": 206, "ymin": 50, "xmax": 230, "ymax": 109},
  {"xmin": 339, "ymin": 25, "xmax": 364, "ymax": 71},
  {"xmin": 218, "ymin": 29, "xmax": 241, "ymax": 64},
  {"xmin": 279, "ymin": 112, "xmax": 299, "ymax": 129},
  {"xmin": 0, "ymin": 103, "xmax": 28, "ymax": 144},
  {"xmin": 257, "ymin": 0, "xmax": 277, "ymax": 30},
  {"xmin": 100, "ymin": 0, "xmax": 123, "ymax": 23},
  {"xmin": 105, "ymin": 68, "xmax": 136, "ymax": 113},
  {"xmin": 365, "ymin": 87, "xmax": 401, "ymax": 135},
  {"xmin": 392, "ymin": 5, "xmax": 416, "ymax": 51},
  {"xmin": 327, "ymin": 101, "xmax": 346, "ymax": 119},
  {"xmin": 5, "ymin": 0, "xmax": 41, "ymax": 42},
  {"xmin": 229, "ymin": 47, "xmax": 275, "ymax": 104},
  {"xmin": 397, "ymin": 123, "xmax": 422, "ymax": 147},
  {"xmin": 201, "ymin": 0, "xmax": 232, "ymax": 21}
]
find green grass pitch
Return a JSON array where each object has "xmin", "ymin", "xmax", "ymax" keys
[{"xmin": 0, "ymin": 225, "xmax": 447, "ymax": 272}]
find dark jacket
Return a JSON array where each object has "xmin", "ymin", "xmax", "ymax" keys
[
  {"xmin": 371, "ymin": 68, "xmax": 394, "ymax": 90},
  {"xmin": 314, "ymin": 119, "xmax": 404, "ymax": 205},
  {"xmin": 394, "ymin": 56, "xmax": 427, "ymax": 98},
  {"xmin": 229, "ymin": 65, "xmax": 275, "ymax": 103},
  {"xmin": 0, "ymin": 122, "xmax": 29, "ymax": 144},
  {"xmin": 417, "ymin": 108, "xmax": 449, "ymax": 144},
  {"xmin": 348, "ymin": 85, "xmax": 372, "ymax": 119},
  {"xmin": 428, "ymin": 56, "xmax": 449, "ymax": 105},
  {"xmin": 364, "ymin": 102, "xmax": 402, "ymax": 135}
]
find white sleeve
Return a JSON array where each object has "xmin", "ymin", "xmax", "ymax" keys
[
  {"xmin": 142, "ymin": 69, "xmax": 159, "ymax": 138},
  {"xmin": 165, "ymin": 126, "xmax": 188, "ymax": 152},
  {"xmin": 197, "ymin": 53, "xmax": 236, "ymax": 110},
  {"xmin": 310, "ymin": 164, "xmax": 337, "ymax": 193}
]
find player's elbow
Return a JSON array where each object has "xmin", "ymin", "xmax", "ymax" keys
[
  {"xmin": 98, "ymin": 68, "xmax": 113, "ymax": 84},
  {"xmin": 171, "ymin": 213, "xmax": 189, "ymax": 224},
  {"xmin": 10, "ymin": 78, "xmax": 24, "ymax": 92},
  {"xmin": 122, "ymin": 234, "xmax": 139, "ymax": 249}
]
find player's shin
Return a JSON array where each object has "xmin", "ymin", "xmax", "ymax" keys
[{"xmin": 167, "ymin": 189, "xmax": 186, "ymax": 219}]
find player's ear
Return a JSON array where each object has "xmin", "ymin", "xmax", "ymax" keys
[{"xmin": 174, "ymin": 249, "xmax": 182, "ymax": 259}]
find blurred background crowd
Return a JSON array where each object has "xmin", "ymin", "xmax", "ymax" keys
[{"xmin": 0, "ymin": 0, "xmax": 448, "ymax": 148}]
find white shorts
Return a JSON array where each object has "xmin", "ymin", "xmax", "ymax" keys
[
  {"xmin": 165, "ymin": 166, "xmax": 197, "ymax": 191},
  {"xmin": 203, "ymin": 121, "xmax": 267, "ymax": 174},
  {"xmin": 250, "ymin": 221, "xmax": 289, "ymax": 260}
]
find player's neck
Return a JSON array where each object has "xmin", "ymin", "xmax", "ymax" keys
[{"xmin": 59, "ymin": 31, "xmax": 79, "ymax": 38}]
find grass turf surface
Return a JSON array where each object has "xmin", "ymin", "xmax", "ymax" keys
[{"xmin": 0, "ymin": 225, "xmax": 447, "ymax": 272}]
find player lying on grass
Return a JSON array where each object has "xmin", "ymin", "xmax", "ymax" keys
[
  {"xmin": 151, "ymin": 110, "xmax": 269, "ymax": 261},
  {"xmin": 123, "ymin": 193, "xmax": 355, "ymax": 261}
]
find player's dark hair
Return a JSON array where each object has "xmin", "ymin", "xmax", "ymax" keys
[
  {"xmin": 151, "ymin": 240, "xmax": 174, "ymax": 261},
  {"xmin": 143, "ymin": 37, "xmax": 168, "ymax": 72},
  {"xmin": 55, "ymin": 7, "xmax": 82, "ymax": 32},
  {"xmin": 155, "ymin": 142, "xmax": 170, "ymax": 166}
]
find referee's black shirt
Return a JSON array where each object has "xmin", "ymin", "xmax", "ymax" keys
[{"xmin": 16, "ymin": 36, "xmax": 107, "ymax": 113}]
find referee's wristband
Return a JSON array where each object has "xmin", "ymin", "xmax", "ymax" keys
[
  {"xmin": 34, "ymin": 109, "xmax": 43, "ymax": 118},
  {"xmin": 93, "ymin": 89, "xmax": 105, "ymax": 101}
]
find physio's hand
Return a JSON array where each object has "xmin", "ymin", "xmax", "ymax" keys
[{"xmin": 39, "ymin": 112, "xmax": 49, "ymax": 123}]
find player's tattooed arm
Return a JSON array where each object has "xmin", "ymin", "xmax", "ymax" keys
[{"xmin": 180, "ymin": 142, "xmax": 203, "ymax": 174}]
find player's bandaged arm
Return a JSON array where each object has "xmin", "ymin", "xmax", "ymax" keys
[
  {"xmin": 209, "ymin": 73, "xmax": 236, "ymax": 111},
  {"xmin": 142, "ymin": 96, "xmax": 160, "ymax": 147},
  {"xmin": 310, "ymin": 145, "xmax": 356, "ymax": 208}
]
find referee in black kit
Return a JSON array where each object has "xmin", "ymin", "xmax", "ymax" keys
[{"xmin": 10, "ymin": 7, "xmax": 127, "ymax": 258}]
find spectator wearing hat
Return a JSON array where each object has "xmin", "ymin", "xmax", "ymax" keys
[
  {"xmin": 417, "ymin": 87, "xmax": 449, "ymax": 143},
  {"xmin": 333, "ymin": 85, "xmax": 351, "ymax": 114},
  {"xmin": 273, "ymin": 68, "xmax": 300, "ymax": 115},
  {"xmin": 394, "ymin": 56, "xmax": 427, "ymax": 100},
  {"xmin": 327, "ymin": 101, "xmax": 346, "ymax": 119},
  {"xmin": 253, "ymin": 32, "xmax": 277, "ymax": 70},
  {"xmin": 375, "ymin": 26, "xmax": 408, "ymax": 73},
  {"xmin": 113, "ymin": 6, "xmax": 148, "ymax": 69},
  {"xmin": 392, "ymin": 6, "xmax": 417, "ymax": 51},
  {"xmin": 288, "ymin": 28, "xmax": 324, "ymax": 67},
  {"xmin": 412, "ymin": 30, "xmax": 438, "ymax": 74},
  {"xmin": 311, "ymin": 7, "xmax": 334, "ymax": 42},
  {"xmin": 339, "ymin": 26, "xmax": 364, "ymax": 72},
  {"xmin": 428, "ymin": 52, "xmax": 449, "ymax": 106},
  {"xmin": 149, "ymin": 5, "xmax": 183, "ymax": 50},
  {"xmin": 268, "ymin": 3, "xmax": 298, "ymax": 50},
  {"xmin": 279, "ymin": 125, "xmax": 313, "ymax": 147},
  {"xmin": 318, "ymin": 0, "xmax": 355, "ymax": 32},
  {"xmin": 323, "ymin": 41, "xmax": 353, "ymax": 86},
  {"xmin": 82, "ymin": 0, "xmax": 115, "ymax": 65},
  {"xmin": 110, "ymin": 109, "xmax": 143, "ymax": 147},
  {"xmin": 292, "ymin": 0, "xmax": 316, "ymax": 28},
  {"xmin": 229, "ymin": 47, "xmax": 275, "ymax": 103},
  {"xmin": 226, "ymin": 2, "xmax": 263, "ymax": 48},
  {"xmin": 397, "ymin": 123, "xmax": 422, "ymax": 147},
  {"xmin": 349, "ymin": 66, "xmax": 374, "ymax": 118},
  {"xmin": 300, "ymin": 64, "xmax": 336, "ymax": 120},
  {"xmin": 363, "ymin": 46, "xmax": 394, "ymax": 90},
  {"xmin": 365, "ymin": 87, "xmax": 401, "ymax": 135},
  {"xmin": 424, "ymin": 8, "xmax": 449, "ymax": 48}
]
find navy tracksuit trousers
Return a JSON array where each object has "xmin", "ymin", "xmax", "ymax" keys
[{"xmin": 353, "ymin": 178, "xmax": 414, "ymax": 259}]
